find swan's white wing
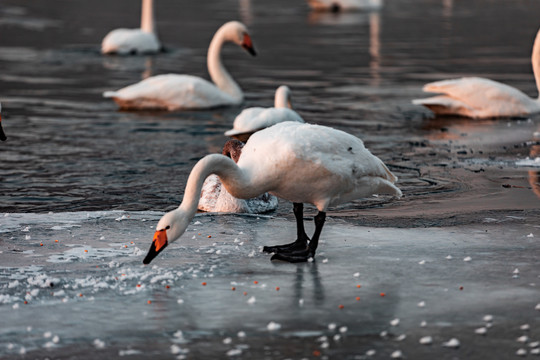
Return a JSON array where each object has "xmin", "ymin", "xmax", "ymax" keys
[
  {"xmin": 239, "ymin": 122, "xmax": 401, "ymax": 210},
  {"xmin": 414, "ymin": 77, "xmax": 534, "ymax": 118},
  {"xmin": 101, "ymin": 29, "xmax": 160, "ymax": 55},
  {"xmin": 104, "ymin": 74, "xmax": 238, "ymax": 110}
]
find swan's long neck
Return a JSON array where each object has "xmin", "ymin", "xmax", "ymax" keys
[
  {"xmin": 207, "ymin": 31, "xmax": 243, "ymax": 102},
  {"xmin": 178, "ymin": 154, "xmax": 252, "ymax": 215},
  {"xmin": 140, "ymin": 0, "xmax": 155, "ymax": 33},
  {"xmin": 532, "ymin": 28, "xmax": 540, "ymax": 100},
  {"xmin": 274, "ymin": 86, "xmax": 292, "ymax": 108}
]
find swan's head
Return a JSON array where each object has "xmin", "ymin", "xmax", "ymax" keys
[
  {"xmin": 275, "ymin": 85, "xmax": 293, "ymax": 109},
  {"xmin": 143, "ymin": 208, "xmax": 190, "ymax": 264},
  {"xmin": 220, "ymin": 21, "xmax": 256, "ymax": 56},
  {"xmin": 0, "ymin": 103, "xmax": 6, "ymax": 142}
]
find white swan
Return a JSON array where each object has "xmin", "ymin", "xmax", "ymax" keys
[
  {"xmin": 103, "ymin": 21, "xmax": 256, "ymax": 110},
  {"xmin": 0, "ymin": 103, "xmax": 6, "ymax": 141},
  {"xmin": 224, "ymin": 85, "xmax": 304, "ymax": 142},
  {"xmin": 413, "ymin": 28, "xmax": 540, "ymax": 119},
  {"xmin": 308, "ymin": 0, "xmax": 383, "ymax": 12},
  {"xmin": 198, "ymin": 85, "xmax": 305, "ymax": 214},
  {"xmin": 143, "ymin": 121, "xmax": 401, "ymax": 264},
  {"xmin": 101, "ymin": 0, "xmax": 161, "ymax": 55}
]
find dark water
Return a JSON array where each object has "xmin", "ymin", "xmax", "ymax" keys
[{"xmin": 1, "ymin": 0, "xmax": 539, "ymax": 220}]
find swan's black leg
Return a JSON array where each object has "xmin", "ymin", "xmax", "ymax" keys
[
  {"xmin": 263, "ymin": 203, "xmax": 309, "ymax": 254},
  {"xmin": 271, "ymin": 211, "xmax": 326, "ymax": 263}
]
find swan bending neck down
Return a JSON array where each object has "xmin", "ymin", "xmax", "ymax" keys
[
  {"xmin": 103, "ymin": 21, "xmax": 256, "ymax": 110},
  {"xmin": 101, "ymin": 0, "xmax": 161, "ymax": 55},
  {"xmin": 0, "ymin": 103, "xmax": 6, "ymax": 141},
  {"xmin": 413, "ymin": 28, "xmax": 540, "ymax": 118},
  {"xmin": 144, "ymin": 122, "xmax": 401, "ymax": 264}
]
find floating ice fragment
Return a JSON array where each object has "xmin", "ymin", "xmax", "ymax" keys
[
  {"xmin": 237, "ymin": 331, "xmax": 246, "ymax": 338},
  {"xmin": 226, "ymin": 349, "xmax": 242, "ymax": 356},
  {"xmin": 27, "ymin": 326, "xmax": 32, "ymax": 332},
  {"xmin": 475, "ymin": 327, "xmax": 487, "ymax": 335},
  {"xmin": 193, "ymin": 221, "xmax": 202, "ymax": 225},
  {"xmin": 298, "ymin": 298, "xmax": 304, "ymax": 306},
  {"xmin": 247, "ymin": 296, "xmax": 256, "ymax": 305},
  {"xmin": 12, "ymin": 303, "xmax": 19, "ymax": 309},
  {"xmin": 339, "ymin": 326, "xmax": 348, "ymax": 334},
  {"xmin": 463, "ymin": 256, "xmax": 472, "ymax": 262},
  {"xmin": 483, "ymin": 315, "xmax": 493, "ymax": 322},
  {"xmin": 171, "ymin": 344, "xmax": 182, "ymax": 354},
  {"xmin": 527, "ymin": 233, "xmax": 534, "ymax": 238},
  {"xmin": 536, "ymin": 303, "xmax": 540, "ymax": 311},
  {"xmin": 223, "ymin": 337, "xmax": 232, "ymax": 345},
  {"xmin": 390, "ymin": 350, "xmax": 403, "ymax": 358},
  {"xmin": 267, "ymin": 322, "xmax": 281, "ymax": 331},
  {"xmin": 8, "ymin": 280, "xmax": 20, "ymax": 288},
  {"xmin": 366, "ymin": 349, "xmax": 376, "ymax": 356},
  {"xmin": 446, "ymin": 255, "xmax": 453, "ymax": 260},
  {"xmin": 115, "ymin": 215, "xmax": 128, "ymax": 222},
  {"xmin": 417, "ymin": 301, "xmax": 426, "ymax": 308},
  {"xmin": 353, "ymin": 272, "xmax": 360, "ymax": 277},
  {"xmin": 22, "ymin": 226, "xmax": 30, "ymax": 232},
  {"xmin": 396, "ymin": 334, "xmax": 406, "ymax": 341},
  {"xmin": 44, "ymin": 331, "xmax": 52, "ymax": 338},
  {"xmin": 442, "ymin": 338, "xmax": 460, "ymax": 348},
  {"xmin": 322, "ymin": 258, "xmax": 328, "ymax": 263},
  {"xmin": 517, "ymin": 335, "xmax": 529, "ymax": 343},
  {"xmin": 380, "ymin": 331, "xmax": 388, "ymax": 338},
  {"xmin": 418, "ymin": 260, "xmax": 426, "ymax": 265},
  {"xmin": 328, "ymin": 323, "xmax": 337, "ymax": 331},
  {"xmin": 43, "ymin": 341, "xmax": 55, "ymax": 348},
  {"xmin": 52, "ymin": 335, "xmax": 60, "ymax": 344},
  {"xmin": 19, "ymin": 347, "xmax": 26, "ymax": 355},
  {"xmin": 529, "ymin": 341, "xmax": 540, "ymax": 348},
  {"xmin": 333, "ymin": 334, "xmax": 341, "ymax": 341},
  {"xmin": 390, "ymin": 318, "xmax": 400, "ymax": 326},
  {"xmin": 419, "ymin": 336, "xmax": 432, "ymax": 345},
  {"xmin": 514, "ymin": 268, "xmax": 520, "ymax": 274},
  {"xmin": 119, "ymin": 349, "xmax": 142, "ymax": 356},
  {"xmin": 516, "ymin": 348, "xmax": 527, "ymax": 357},
  {"xmin": 531, "ymin": 348, "xmax": 540, "ymax": 355},
  {"xmin": 320, "ymin": 341, "xmax": 329, "ymax": 349},
  {"xmin": 25, "ymin": 235, "xmax": 31, "ymax": 240},
  {"xmin": 520, "ymin": 324, "xmax": 530, "ymax": 331}
]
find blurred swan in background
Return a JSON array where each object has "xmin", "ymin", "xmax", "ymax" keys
[
  {"xmin": 101, "ymin": 0, "xmax": 161, "ymax": 55},
  {"xmin": 413, "ymin": 28, "xmax": 540, "ymax": 118},
  {"xmin": 0, "ymin": 103, "xmax": 6, "ymax": 141},
  {"xmin": 199, "ymin": 85, "xmax": 304, "ymax": 213},
  {"xmin": 308, "ymin": 0, "xmax": 383, "ymax": 12},
  {"xmin": 103, "ymin": 21, "xmax": 256, "ymax": 110}
]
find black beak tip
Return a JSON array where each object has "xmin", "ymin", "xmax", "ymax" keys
[
  {"xmin": 142, "ymin": 242, "xmax": 167, "ymax": 265},
  {"xmin": 243, "ymin": 45, "xmax": 257, "ymax": 57},
  {"xmin": 0, "ymin": 129, "xmax": 6, "ymax": 141}
]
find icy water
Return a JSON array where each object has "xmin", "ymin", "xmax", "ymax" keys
[{"xmin": 1, "ymin": 0, "xmax": 540, "ymax": 359}]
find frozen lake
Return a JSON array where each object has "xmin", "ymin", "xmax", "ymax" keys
[{"xmin": 1, "ymin": 0, "xmax": 540, "ymax": 358}]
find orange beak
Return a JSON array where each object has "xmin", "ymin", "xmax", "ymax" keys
[
  {"xmin": 143, "ymin": 229, "xmax": 168, "ymax": 264},
  {"xmin": 242, "ymin": 34, "xmax": 256, "ymax": 56}
]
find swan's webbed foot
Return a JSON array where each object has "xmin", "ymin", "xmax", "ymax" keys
[
  {"xmin": 270, "ymin": 248, "xmax": 315, "ymax": 263},
  {"xmin": 263, "ymin": 237, "xmax": 309, "ymax": 254}
]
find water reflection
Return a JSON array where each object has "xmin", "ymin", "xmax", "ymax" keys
[
  {"xmin": 238, "ymin": 0, "xmax": 253, "ymax": 26},
  {"xmin": 102, "ymin": 55, "xmax": 154, "ymax": 79},
  {"xmin": 293, "ymin": 262, "xmax": 325, "ymax": 307}
]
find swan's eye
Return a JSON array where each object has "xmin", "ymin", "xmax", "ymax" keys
[{"xmin": 165, "ymin": 225, "xmax": 170, "ymax": 230}]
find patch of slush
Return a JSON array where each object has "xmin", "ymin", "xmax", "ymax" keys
[{"xmin": 516, "ymin": 157, "xmax": 540, "ymax": 167}]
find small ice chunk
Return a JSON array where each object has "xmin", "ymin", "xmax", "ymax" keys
[
  {"xmin": 339, "ymin": 326, "xmax": 348, "ymax": 334},
  {"xmin": 267, "ymin": 322, "xmax": 281, "ymax": 331},
  {"xmin": 237, "ymin": 331, "xmax": 246, "ymax": 338},
  {"xmin": 483, "ymin": 315, "xmax": 493, "ymax": 322},
  {"xmin": 223, "ymin": 337, "xmax": 232, "ymax": 345},
  {"xmin": 527, "ymin": 233, "xmax": 534, "ymax": 238},
  {"xmin": 531, "ymin": 348, "xmax": 540, "ymax": 355},
  {"xmin": 170, "ymin": 344, "xmax": 182, "ymax": 354},
  {"xmin": 514, "ymin": 268, "xmax": 520, "ymax": 274},
  {"xmin": 475, "ymin": 327, "xmax": 487, "ymax": 335},
  {"xmin": 12, "ymin": 303, "xmax": 19, "ymax": 309},
  {"xmin": 25, "ymin": 235, "xmax": 31, "ymax": 240},
  {"xmin": 390, "ymin": 318, "xmax": 400, "ymax": 326},
  {"xmin": 396, "ymin": 334, "xmax": 406, "ymax": 341},
  {"xmin": 247, "ymin": 296, "xmax": 256, "ymax": 305},
  {"xmin": 417, "ymin": 301, "xmax": 426, "ymax": 308},
  {"xmin": 536, "ymin": 303, "xmax": 540, "ymax": 311},
  {"xmin": 328, "ymin": 323, "xmax": 337, "ymax": 331},
  {"xmin": 463, "ymin": 256, "xmax": 472, "ymax": 262},
  {"xmin": 193, "ymin": 221, "xmax": 202, "ymax": 225},
  {"xmin": 22, "ymin": 226, "xmax": 30, "ymax": 232},
  {"xmin": 520, "ymin": 324, "xmax": 530, "ymax": 331},
  {"xmin": 366, "ymin": 349, "xmax": 376, "ymax": 356},
  {"xmin": 517, "ymin": 335, "xmax": 529, "ymax": 343},
  {"xmin": 52, "ymin": 335, "xmax": 60, "ymax": 343},
  {"xmin": 419, "ymin": 336, "xmax": 432, "ymax": 345},
  {"xmin": 418, "ymin": 260, "xmax": 426, "ymax": 265},
  {"xmin": 380, "ymin": 331, "xmax": 388, "ymax": 338},
  {"xmin": 353, "ymin": 272, "xmax": 360, "ymax": 277},
  {"xmin": 322, "ymin": 258, "xmax": 328, "ymax": 264},
  {"xmin": 390, "ymin": 350, "xmax": 403, "ymax": 358},
  {"xmin": 529, "ymin": 341, "xmax": 539, "ymax": 348},
  {"xmin": 333, "ymin": 334, "xmax": 341, "ymax": 341},
  {"xmin": 420, "ymin": 321, "xmax": 427, "ymax": 327},
  {"xmin": 516, "ymin": 348, "xmax": 527, "ymax": 357},
  {"xmin": 115, "ymin": 215, "xmax": 128, "ymax": 221},
  {"xmin": 226, "ymin": 349, "xmax": 242, "ymax": 356},
  {"xmin": 442, "ymin": 338, "xmax": 460, "ymax": 348},
  {"xmin": 446, "ymin": 255, "xmax": 453, "ymax": 260},
  {"xmin": 93, "ymin": 339, "xmax": 106, "ymax": 349},
  {"xmin": 298, "ymin": 298, "xmax": 304, "ymax": 306},
  {"xmin": 19, "ymin": 347, "xmax": 26, "ymax": 355},
  {"xmin": 43, "ymin": 331, "xmax": 52, "ymax": 338}
]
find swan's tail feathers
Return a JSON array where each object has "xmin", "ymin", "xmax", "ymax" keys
[
  {"xmin": 103, "ymin": 91, "xmax": 118, "ymax": 98},
  {"xmin": 420, "ymin": 78, "xmax": 472, "ymax": 94},
  {"xmin": 412, "ymin": 95, "xmax": 475, "ymax": 117}
]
